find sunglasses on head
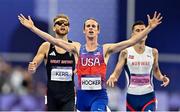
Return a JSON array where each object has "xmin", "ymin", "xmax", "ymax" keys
[{"xmin": 54, "ymin": 20, "xmax": 69, "ymax": 26}]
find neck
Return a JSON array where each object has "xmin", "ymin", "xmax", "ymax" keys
[
  {"xmin": 85, "ymin": 35, "xmax": 98, "ymax": 51},
  {"xmin": 86, "ymin": 41, "xmax": 98, "ymax": 51},
  {"xmin": 133, "ymin": 41, "xmax": 145, "ymax": 54},
  {"xmin": 55, "ymin": 34, "xmax": 68, "ymax": 41}
]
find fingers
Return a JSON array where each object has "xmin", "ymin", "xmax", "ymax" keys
[
  {"xmin": 18, "ymin": 15, "xmax": 24, "ymax": 23},
  {"xmin": 18, "ymin": 14, "xmax": 30, "ymax": 22},
  {"xmin": 161, "ymin": 76, "xmax": 170, "ymax": 87},
  {"xmin": 158, "ymin": 16, "xmax": 163, "ymax": 21},
  {"xmin": 153, "ymin": 11, "xmax": 157, "ymax": 19},
  {"xmin": 156, "ymin": 13, "xmax": 163, "ymax": 23},
  {"xmin": 28, "ymin": 62, "xmax": 37, "ymax": 74},
  {"xmin": 20, "ymin": 13, "xmax": 26, "ymax": 19},
  {"xmin": 28, "ymin": 16, "xmax": 32, "ymax": 21},
  {"xmin": 147, "ymin": 14, "xmax": 151, "ymax": 22},
  {"xmin": 106, "ymin": 77, "xmax": 117, "ymax": 87},
  {"xmin": 161, "ymin": 82, "xmax": 168, "ymax": 87},
  {"xmin": 149, "ymin": 11, "xmax": 163, "ymax": 21},
  {"xmin": 156, "ymin": 12, "xmax": 161, "ymax": 19},
  {"xmin": 106, "ymin": 80, "xmax": 115, "ymax": 87},
  {"xmin": 160, "ymin": 83, "xmax": 165, "ymax": 87},
  {"xmin": 18, "ymin": 14, "xmax": 27, "ymax": 24}
]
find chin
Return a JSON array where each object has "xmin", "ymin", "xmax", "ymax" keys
[
  {"xmin": 57, "ymin": 31, "xmax": 68, "ymax": 35},
  {"xmin": 87, "ymin": 36, "xmax": 94, "ymax": 40}
]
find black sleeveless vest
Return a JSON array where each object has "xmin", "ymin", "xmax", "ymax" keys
[{"xmin": 46, "ymin": 40, "xmax": 75, "ymax": 98}]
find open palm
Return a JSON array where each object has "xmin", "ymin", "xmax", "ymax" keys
[
  {"xmin": 147, "ymin": 11, "xmax": 163, "ymax": 29},
  {"xmin": 18, "ymin": 14, "xmax": 34, "ymax": 29}
]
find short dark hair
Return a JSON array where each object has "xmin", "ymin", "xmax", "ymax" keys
[
  {"xmin": 132, "ymin": 20, "xmax": 146, "ymax": 31},
  {"xmin": 83, "ymin": 18, "xmax": 100, "ymax": 30}
]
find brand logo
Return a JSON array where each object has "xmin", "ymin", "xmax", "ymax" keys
[{"xmin": 49, "ymin": 51, "xmax": 56, "ymax": 56}]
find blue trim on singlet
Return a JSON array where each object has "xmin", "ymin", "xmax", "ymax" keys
[
  {"xmin": 76, "ymin": 44, "xmax": 108, "ymax": 111},
  {"xmin": 150, "ymin": 68, "xmax": 154, "ymax": 86},
  {"xmin": 79, "ymin": 44, "xmax": 103, "ymax": 54},
  {"xmin": 124, "ymin": 64, "xmax": 131, "ymax": 87}
]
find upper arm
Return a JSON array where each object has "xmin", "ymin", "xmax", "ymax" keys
[
  {"xmin": 152, "ymin": 48, "xmax": 160, "ymax": 73},
  {"xmin": 32, "ymin": 42, "xmax": 49, "ymax": 66}
]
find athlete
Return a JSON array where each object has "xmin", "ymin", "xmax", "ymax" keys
[
  {"xmin": 28, "ymin": 14, "xmax": 76, "ymax": 111},
  {"xmin": 18, "ymin": 11, "xmax": 162, "ymax": 111},
  {"xmin": 107, "ymin": 20, "xmax": 170, "ymax": 111}
]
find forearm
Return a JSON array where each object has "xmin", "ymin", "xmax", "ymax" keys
[
  {"xmin": 130, "ymin": 26, "xmax": 152, "ymax": 44},
  {"xmin": 32, "ymin": 55, "xmax": 44, "ymax": 69},
  {"xmin": 30, "ymin": 26, "xmax": 71, "ymax": 51},
  {"xmin": 30, "ymin": 26, "xmax": 57, "ymax": 45},
  {"xmin": 154, "ymin": 71, "xmax": 164, "ymax": 81},
  {"xmin": 113, "ymin": 69, "xmax": 122, "ymax": 79}
]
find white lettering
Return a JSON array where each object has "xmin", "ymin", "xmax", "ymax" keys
[{"xmin": 81, "ymin": 57, "xmax": 101, "ymax": 66}]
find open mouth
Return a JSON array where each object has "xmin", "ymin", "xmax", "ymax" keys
[
  {"xmin": 60, "ymin": 27, "xmax": 66, "ymax": 31},
  {"xmin": 89, "ymin": 31, "xmax": 94, "ymax": 34}
]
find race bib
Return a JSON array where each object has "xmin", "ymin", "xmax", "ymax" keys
[
  {"xmin": 130, "ymin": 75, "xmax": 150, "ymax": 86},
  {"xmin": 51, "ymin": 67, "xmax": 72, "ymax": 81},
  {"xmin": 81, "ymin": 76, "xmax": 102, "ymax": 90}
]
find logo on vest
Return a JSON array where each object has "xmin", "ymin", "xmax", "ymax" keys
[{"xmin": 49, "ymin": 51, "xmax": 56, "ymax": 56}]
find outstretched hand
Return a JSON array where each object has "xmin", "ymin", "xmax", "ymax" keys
[
  {"xmin": 18, "ymin": 14, "xmax": 34, "ymax": 29},
  {"xmin": 147, "ymin": 11, "xmax": 163, "ymax": 29},
  {"xmin": 161, "ymin": 75, "xmax": 170, "ymax": 87},
  {"xmin": 28, "ymin": 62, "xmax": 37, "ymax": 74},
  {"xmin": 106, "ymin": 74, "xmax": 118, "ymax": 87}
]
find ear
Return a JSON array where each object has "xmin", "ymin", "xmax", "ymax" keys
[
  {"xmin": 98, "ymin": 28, "xmax": 100, "ymax": 34},
  {"xmin": 53, "ymin": 26, "xmax": 56, "ymax": 31},
  {"xmin": 83, "ymin": 29, "xmax": 85, "ymax": 34}
]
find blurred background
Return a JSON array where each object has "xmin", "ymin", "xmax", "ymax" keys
[{"xmin": 0, "ymin": 0, "xmax": 179, "ymax": 111}]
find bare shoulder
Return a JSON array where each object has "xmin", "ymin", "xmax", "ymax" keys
[
  {"xmin": 103, "ymin": 43, "xmax": 115, "ymax": 49},
  {"xmin": 72, "ymin": 41, "xmax": 81, "ymax": 50},
  {"xmin": 119, "ymin": 49, "xmax": 127, "ymax": 59},
  {"xmin": 103, "ymin": 43, "xmax": 114, "ymax": 54},
  {"xmin": 41, "ymin": 42, "xmax": 50, "ymax": 47},
  {"xmin": 121, "ymin": 49, "xmax": 127, "ymax": 55},
  {"xmin": 73, "ymin": 41, "xmax": 81, "ymax": 46},
  {"xmin": 38, "ymin": 42, "xmax": 50, "ymax": 53},
  {"xmin": 152, "ymin": 48, "xmax": 158, "ymax": 55}
]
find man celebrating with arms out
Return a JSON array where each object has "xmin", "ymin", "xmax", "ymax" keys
[
  {"xmin": 18, "ymin": 11, "xmax": 162, "ymax": 111},
  {"xmin": 28, "ymin": 14, "xmax": 76, "ymax": 111}
]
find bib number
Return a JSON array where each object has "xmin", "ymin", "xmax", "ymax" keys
[
  {"xmin": 81, "ymin": 77, "xmax": 102, "ymax": 90},
  {"xmin": 51, "ymin": 67, "xmax": 72, "ymax": 81},
  {"xmin": 130, "ymin": 75, "xmax": 150, "ymax": 86}
]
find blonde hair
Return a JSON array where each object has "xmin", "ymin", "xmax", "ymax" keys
[{"xmin": 53, "ymin": 14, "xmax": 69, "ymax": 23}]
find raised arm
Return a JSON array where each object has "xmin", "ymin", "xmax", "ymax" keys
[
  {"xmin": 104, "ymin": 11, "xmax": 162, "ymax": 55},
  {"xmin": 106, "ymin": 50, "xmax": 127, "ymax": 87},
  {"xmin": 152, "ymin": 48, "xmax": 170, "ymax": 87},
  {"xmin": 18, "ymin": 14, "xmax": 80, "ymax": 53}
]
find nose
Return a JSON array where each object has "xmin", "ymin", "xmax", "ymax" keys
[
  {"xmin": 61, "ymin": 23, "xmax": 65, "ymax": 26},
  {"xmin": 89, "ymin": 27, "xmax": 93, "ymax": 30}
]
